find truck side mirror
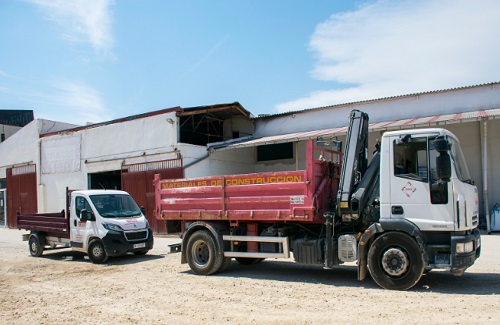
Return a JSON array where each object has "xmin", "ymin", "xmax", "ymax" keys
[
  {"xmin": 80, "ymin": 209, "xmax": 89, "ymax": 222},
  {"xmin": 434, "ymin": 137, "xmax": 451, "ymax": 182},
  {"xmin": 436, "ymin": 152, "xmax": 451, "ymax": 182}
]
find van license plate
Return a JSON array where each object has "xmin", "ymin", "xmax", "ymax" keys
[{"xmin": 134, "ymin": 243, "xmax": 146, "ymax": 249}]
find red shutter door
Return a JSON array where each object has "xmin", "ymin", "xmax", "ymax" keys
[
  {"xmin": 6, "ymin": 164, "xmax": 37, "ymax": 228},
  {"xmin": 121, "ymin": 159, "xmax": 183, "ymax": 233}
]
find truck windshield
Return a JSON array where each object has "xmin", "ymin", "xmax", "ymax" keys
[
  {"xmin": 89, "ymin": 194, "xmax": 142, "ymax": 218},
  {"xmin": 449, "ymin": 137, "xmax": 472, "ymax": 184}
]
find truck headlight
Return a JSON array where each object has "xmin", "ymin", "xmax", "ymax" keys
[
  {"xmin": 456, "ymin": 241, "xmax": 473, "ymax": 253},
  {"xmin": 103, "ymin": 223, "xmax": 124, "ymax": 231}
]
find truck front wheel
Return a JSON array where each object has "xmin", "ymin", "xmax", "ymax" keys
[
  {"xmin": 28, "ymin": 233, "xmax": 45, "ymax": 257},
  {"xmin": 186, "ymin": 230, "xmax": 224, "ymax": 275},
  {"xmin": 88, "ymin": 239, "xmax": 109, "ymax": 264},
  {"xmin": 368, "ymin": 232, "xmax": 424, "ymax": 290}
]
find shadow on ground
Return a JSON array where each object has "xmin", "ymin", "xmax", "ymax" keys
[{"xmin": 183, "ymin": 259, "xmax": 500, "ymax": 294}]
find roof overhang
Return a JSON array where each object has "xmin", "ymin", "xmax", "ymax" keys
[{"xmin": 209, "ymin": 108, "xmax": 500, "ymax": 151}]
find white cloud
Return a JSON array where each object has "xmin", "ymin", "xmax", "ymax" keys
[
  {"xmin": 29, "ymin": 0, "xmax": 114, "ymax": 54},
  {"xmin": 276, "ymin": 0, "xmax": 500, "ymax": 113},
  {"xmin": 51, "ymin": 81, "xmax": 114, "ymax": 123}
]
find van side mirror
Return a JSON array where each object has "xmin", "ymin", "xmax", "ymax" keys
[
  {"xmin": 80, "ymin": 209, "xmax": 89, "ymax": 222},
  {"xmin": 140, "ymin": 206, "xmax": 146, "ymax": 217}
]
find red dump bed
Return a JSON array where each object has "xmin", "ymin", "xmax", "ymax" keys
[
  {"xmin": 155, "ymin": 140, "xmax": 340, "ymax": 224},
  {"xmin": 17, "ymin": 211, "xmax": 70, "ymax": 238}
]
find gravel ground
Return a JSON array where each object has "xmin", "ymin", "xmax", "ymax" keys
[{"xmin": 0, "ymin": 227, "xmax": 499, "ymax": 325}]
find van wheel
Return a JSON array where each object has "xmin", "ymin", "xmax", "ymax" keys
[
  {"xmin": 368, "ymin": 232, "xmax": 424, "ymax": 290},
  {"xmin": 88, "ymin": 239, "xmax": 108, "ymax": 264},
  {"xmin": 29, "ymin": 233, "xmax": 45, "ymax": 257},
  {"xmin": 186, "ymin": 230, "xmax": 224, "ymax": 275}
]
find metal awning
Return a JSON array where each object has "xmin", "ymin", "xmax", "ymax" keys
[{"xmin": 208, "ymin": 108, "xmax": 500, "ymax": 151}]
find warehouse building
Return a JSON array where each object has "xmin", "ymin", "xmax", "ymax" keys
[{"xmin": 1, "ymin": 82, "xmax": 499, "ymax": 232}]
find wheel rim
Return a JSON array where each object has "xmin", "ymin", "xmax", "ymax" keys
[
  {"xmin": 381, "ymin": 247, "xmax": 409, "ymax": 277},
  {"xmin": 92, "ymin": 243, "xmax": 104, "ymax": 258},
  {"xmin": 30, "ymin": 239, "xmax": 38, "ymax": 253},
  {"xmin": 191, "ymin": 239, "xmax": 209, "ymax": 268}
]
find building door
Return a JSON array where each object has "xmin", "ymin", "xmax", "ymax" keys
[
  {"xmin": 6, "ymin": 164, "xmax": 37, "ymax": 228},
  {"xmin": 121, "ymin": 158, "xmax": 183, "ymax": 233},
  {"xmin": 0, "ymin": 189, "xmax": 6, "ymax": 227}
]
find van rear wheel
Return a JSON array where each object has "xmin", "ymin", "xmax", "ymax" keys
[{"xmin": 28, "ymin": 233, "xmax": 44, "ymax": 257}]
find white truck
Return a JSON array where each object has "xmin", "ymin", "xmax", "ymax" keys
[
  {"xmin": 17, "ymin": 189, "xmax": 154, "ymax": 263},
  {"xmin": 157, "ymin": 109, "xmax": 481, "ymax": 290}
]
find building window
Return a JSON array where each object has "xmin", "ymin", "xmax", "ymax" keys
[{"xmin": 257, "ymin": 142, "xmax": 293, "ymax": 162}]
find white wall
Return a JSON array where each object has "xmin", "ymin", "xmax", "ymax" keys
[
  {"xmin": 484, "ymin": 119, "xmax": 500, "ymax": 217},
  {"xmin": 38, "ymin": 111, "xmax": 184, "ymax": 212},
  {"xmin": 0, "ymin": 124, "xmax": 22, "ymax": 142},
  {"xmin": 0, "ymin": 121, "xmax": 40, "ymax": 179}
]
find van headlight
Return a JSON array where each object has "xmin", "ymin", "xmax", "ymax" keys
[
  {"xmin": 103, "ymin": 223, "xmax": 124, "ymax": 231},
  {"xmin": 456, "ymin": 241, "xmax": 473, "ymax": 253}
]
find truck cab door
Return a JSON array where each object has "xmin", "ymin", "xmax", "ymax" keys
[
  {"xmin": 388, "ymin": 136, "xmax": 454, "ymax": 231},
  {"xmin": 70, "ymin": 196, "xmax": 96, "ymax": 250}
]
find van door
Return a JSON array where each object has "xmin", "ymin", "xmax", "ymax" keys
[{"xmin": 70, "ymin": 196, "xmax": 96, "ymax": 250}]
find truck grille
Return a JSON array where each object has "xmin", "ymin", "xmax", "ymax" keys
[{"xmin": 124, "ymin": 230, "xmax": 148, "ymax": 241}]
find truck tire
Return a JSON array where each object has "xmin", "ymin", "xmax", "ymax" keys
[
  {"xmin": 186, "ymin": 229, "xmax": 224, "ymax": 275},
  {"xmin": 368, "ymin": 232, "xmax": 424, "ymax": 290},
  {"xmin": 235, "ymin": 257, "xmax": 264, "ymax": 265},
  {"xmin": 28, "ymin": 233, "xmax": 45, "ymax": 257},
  {"xmin": 88, "ymin": 239, "xmax": 109, "ymax": 264}
]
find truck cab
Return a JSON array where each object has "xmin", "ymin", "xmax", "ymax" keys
[
  {"xmin": 358, "ymin": 128, "xmax": 481, "ymax": 289},
  {"xmin": 380, "ymin": 129, "xmax": 479, "ymax": 231},
  {"xmin": 69, "ymin": 190, "xmax": 154, "ymax": 263}
]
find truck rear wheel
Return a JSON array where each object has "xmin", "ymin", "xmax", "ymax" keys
[
  {"xmin": 88, "ymin": 239, "xmax": 108, "ymax": 264},
  {"xmin": 28, "ymin": 233, "xmax": 45, "ymax": 257},
  {"xmin": 368, "ymin": 232, "xmax": 424, "ymax": 290},
  {"xmin": 186, "ymin": 230, "xmax": 224, "ymax": 275}
]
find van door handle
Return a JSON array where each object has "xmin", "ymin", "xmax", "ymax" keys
[{"xmin": 392, "ymin": 206, "xmax": 404, "ymax": 215}]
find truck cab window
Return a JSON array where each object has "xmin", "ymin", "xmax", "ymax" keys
[
  {"xmin": 75, "ymin": 196, "xmax": 93, "ymax": 219},
  {"xmin": 393, "ymin": 138, "xmax": 428, "ymax": 182}
]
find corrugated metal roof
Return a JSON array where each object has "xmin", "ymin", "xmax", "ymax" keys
[
  {"xmin": 255, "ymin": 81, "xmax": 500, "ymax": 120},
  {"xmin": 210, "ymin": 108, "xmax": 500, "ymax": 151}
]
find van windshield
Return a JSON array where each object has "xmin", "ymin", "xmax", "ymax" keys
[{"xmin": 89, "ymin": 194, "xmax": 142, "ymax": 218}]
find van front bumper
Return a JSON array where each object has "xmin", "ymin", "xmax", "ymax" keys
[{"xmin": 102, "ymin": 228, "xmax": 154, "ymax": 257}]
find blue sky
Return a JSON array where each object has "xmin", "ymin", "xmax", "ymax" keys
[{"xmin": 1, "ymin": 0, "xmax": 500, "ymax": 125}]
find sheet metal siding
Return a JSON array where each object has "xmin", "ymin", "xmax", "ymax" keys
[
  {"xmin": 211, "ymin": 108, "xmax": 500, "ymax": 151},
  {"xmin": 6, "ymin": 164, "xmax": 37, "ymax": 228},
  {"xmin": 122, "ymin": 159, "xmax": 183, "ymax": 233}
]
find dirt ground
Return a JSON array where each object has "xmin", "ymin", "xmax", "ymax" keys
[{"xmin": 0, "ymin": 228, "xmax": 499, "ymax": 325}]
